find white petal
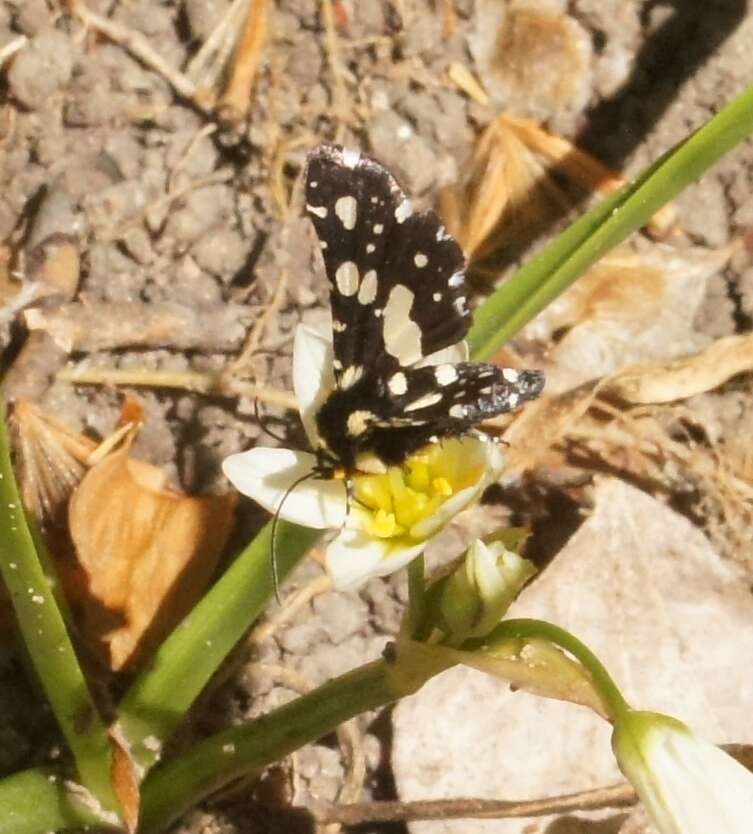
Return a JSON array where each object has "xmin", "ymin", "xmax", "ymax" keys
[
  {"xmin": 293, "ymin": 324, "xmax": 335, "ymax": 447},
  {"xmin": 418, "ymin": 340, "xmax": 469, "ymax": 367},
  {"xmin": 614, "ymin": 712, "xmax": 753, "ymax": 834},
  {"xmin": 223, "ymin": 447, "xmax": 346, "ymax": 528},
  {"xmin": 326, "ymin": 528, "xmax": 424, "ymax": 590}
]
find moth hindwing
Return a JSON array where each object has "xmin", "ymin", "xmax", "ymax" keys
[{"xmin": 304, "ymin": 143, "xmax": 545, "ymax": 475}]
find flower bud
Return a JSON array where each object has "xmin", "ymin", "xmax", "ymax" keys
[
  {"xmin": 612, "ymin": 710, "xmax": 753, "ymax": 834},
  {"xmin": 439, "ymin": 538, "xmax": 536, "ymax": 642}
]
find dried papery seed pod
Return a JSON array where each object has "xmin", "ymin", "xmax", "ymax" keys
[
  {"xmin": 69, "ymin": 447, "xmax": 236, "ymax": 670},
  {"xmin": 12, "ymin": 400, "xmax": 97, "ymax": 523}
]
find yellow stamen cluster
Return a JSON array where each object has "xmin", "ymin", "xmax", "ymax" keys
[{"xmin": 353, "ymin": 444, "xmax": 483, "ymax": 540}]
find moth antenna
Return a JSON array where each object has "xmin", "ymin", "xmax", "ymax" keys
[
  {"xmin": 253, "ymin": 398, "xmax": 289, "ymax": 445},
  {"xmin": 271, "ymin": 470, "xmax": 317, "ymax": 603}
]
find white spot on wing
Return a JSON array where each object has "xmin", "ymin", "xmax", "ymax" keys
[
  {"xmin": 432, "ymin": 292, "xmax": 442, "ymax": 302},
  {"xmin": 332, "ymin": 320, "xmax": 347, "ymax": 332},
  {"xmin": 405, "ymin": 392, "xmax": 443, "ymax": 412},
  {"xmin": 358, "ymin": 269, "xmax": 378, "ymax": 305},
  {"xmin": 347, "ymin": 409, "xmax": 373, "ymax": 436},
  {"xmin": 341, "ymin": 365, "xmax": 364, "ymax": 389},
  {"xmin": 395, "ymin": 199, "xmax": 413, "ymax": 223},
  {"xmin": 388, "ymin": 372, "xmax": 408, "ymax": 395},
  {"xmin": 335, "ymin": 195, "xmax": 358, "ymax": 230},
  {"xmin": 502, "ymin": 368, "xmax": 520, "ymax": 382},
  {"xmin": 434, "ymin": 364, "xmax": 458, "ymax": 386},
  {"xmin": 366, "ymin": 243, "xmax": 375, "ymax": 253},
  {"xmin": 335, "ymin": 261, "xmax": 359, "ymax": 296},
  {"xmin": 449, "ymin": 271, "xmax": 464, "ymax": 288},
  {"xmin": 373, "ymin": 223, "xmax": 384, "ymax": 234},
  {"xmin": 307, "ymin": 204, "xmax": 327, "ymax": 218},
  {"xmin": 449, "ymin": 404, "xmax": 466, "ymax": 419},
  {"xmin": 414, "ymin": 252, "xmax": 428, "ymax": 268},
  {"xmin": 382, "ymin": 285, "xmax": 422, "ymax": 365},
  {"xmin": 310, "ymin": 180, "xmax": 318, "ymax": 188},
  {"xmin": 342, "ymin": 148, "xmax": 361, "ymax": 168},
  {"xmin": 355, "ymin": 451, "xmax": 387, "ymax": 473}
]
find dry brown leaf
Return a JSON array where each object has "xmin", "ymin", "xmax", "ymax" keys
[
  {"xmin": 497, "ymin": 382, "xmax": 599, "ymax": 475},
  {"xmin": 24, "ymin": 233, "xmax": 81, "ymax": 303},
  {"xmin": 529, "ymin": 244, "xmax": 736, "ymax": 394},
  {"xmin": 69, "ymin": 448, "xmax": 236, "ymax": 670},
  {"xmin": 605, "ymin": 333, "xmax": 753, "ymax": 404},
  {"xmin": 109, "ymin": 724, "xmax": 140, "ymax": 833}
]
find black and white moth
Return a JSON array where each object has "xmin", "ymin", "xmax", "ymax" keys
[{"xmin": 304, "ymin": 143, "xmax": 544, "ymax": 477}]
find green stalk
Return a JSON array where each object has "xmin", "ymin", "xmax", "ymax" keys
[
  {"xmin": 0, "ymin": 768, "xmax": 107, "ymax": 834},
  {"xmin": 138, "ymin": 659, "xmax": 400, "ymax": 834},
  {"xmin": 471, "ymin": 618, "xmax": 630, "ymax": 721},
  {"xmin": 0, "ymin": 400, "xmax": 119, "ymax": 814},
  {"xmin": 117, "ymin": 521, "xmax": 319, "ymax": 770},
  {"xmin": 467, "ymin": 81, "xmax": 753, "ymax": 360},
  {"xmin": 406, "ymin": 553, "xmax": 426, "ymax": 638}
]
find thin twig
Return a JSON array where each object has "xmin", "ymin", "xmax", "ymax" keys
[
  {"xmin": 56, "ymin": 367, "xmax": 298, "ymax": 409},
  {"xmin": 187, "ymin": 0, "xmax": 250, "ymax": 89},
  {"xmin": 104, "ymin": 170, "xmax": 233, "ymax": 241},
  {"xmin": 307, "ymin": 782, "xmax": 637, "ymax": 825},
  {"xmin": 248, "ymin": 572, "xmax": 332, "ymax": 644},
  {"xmin": 218, "ymin": 0, "xmax": 270, "ymax": 123},
  {"xmin": 321, "ymin": 0, "xmax": 354, "ymax": 139},
  {"xmin": 68, "ymin": 0, "xmax": 203, "ymax": 107},
  {"xmin": 226, "ymin": 269, "xmax": 289, "ymax": 379},
  {"xmin": 167, "ymin": 123, "xmax": 219, "ymax": 193},
  {"xmin": 0, "ymin": 34, "xmax": 27, "ymax": 65}
]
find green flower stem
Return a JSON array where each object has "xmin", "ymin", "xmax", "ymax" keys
[
  {"xmin": 472, "ymin": 618, "xmax": 630, "ymax": 721},
  {"xmin": 406, "ymin": 553, "xmax": 426, "ymax": 638},
  {"xmin": 467, "ymin": 80, "xmax": 753, "ymax": 361},
  {"xmin": 138, "ymin": 658, "xmax": 404, "ymax": 834},
  {"xmin": 0, "ymin": 768, "xmax": 108, "ymax": 834},
  {"xmin": 0, "ymin": 401, "xmax": 119, "ymax": 814},
  {"xmin": 116, "ymin": 520, "xmax": 320, "ymax": 771}
]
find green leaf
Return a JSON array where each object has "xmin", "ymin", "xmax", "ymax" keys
[
  {"xmin": 117, "ymin": 520, "xmax": 319, "ymax": 770},
  {"xmin": 0, "ymin": 768, "xmax": 108, "ymax": 834},
  {"xmin": 467, "ymin": 82, "xmax": 753, "ymax": 360},
  {"xmin": 0, "ymin": 398, "xmax": 118, "ymax": 814}
]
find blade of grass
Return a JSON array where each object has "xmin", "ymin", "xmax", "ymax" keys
[
  {"xmin": 0, "ymin": 768, "xmax": 108, "ymax": 834},
  {"xmin": 116, "ymin": 520, "xmax": 319, "ymax": 770},
  {"xmin": 137, "ymin": 658, "xmax": 402, "ymax": 834},
  {"xmin": 0, "ymin": 398, "xmax": 119, "ymax": 814},
  {"xmin": 467, "ymin": 81, "xmax": 753, "ymax": 360}
]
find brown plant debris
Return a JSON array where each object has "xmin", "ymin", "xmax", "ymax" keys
[
  {"xmin": 217, "ymin": 0, "xmax": 270, "ymax": 123},
  {"xmin": 441, "ymin": 115, "xmax": 678, "ymax": 262},
  {"xmin": 69, "ymin": 446, "xmax": 236, "ymax": 670},
  {"xmin": 24, "ymin": 300, "xmax": 255, "ymax": 353}
]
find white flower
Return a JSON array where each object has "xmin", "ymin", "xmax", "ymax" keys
[
  {"xmin": 612, "ymin": 710, "xmax": 753, "ymax": 834},
  {"xmin": 223, "ymin": 325, "xmax": 505, "ymax": 590}
]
